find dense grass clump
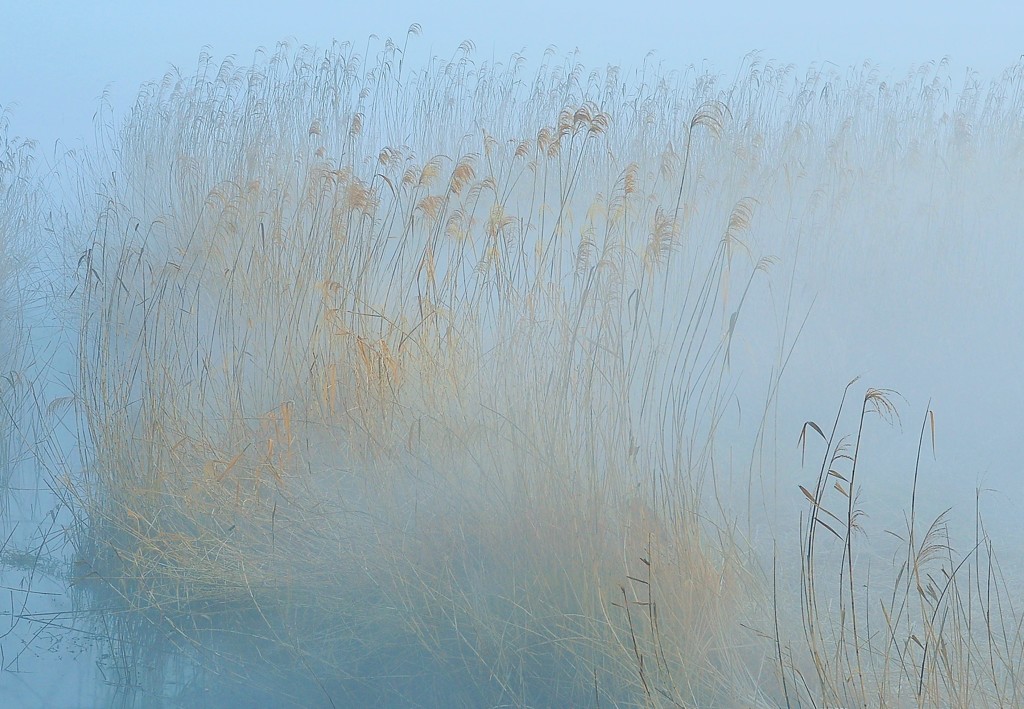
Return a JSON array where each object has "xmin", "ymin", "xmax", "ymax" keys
[
  {"xmin": 63, "ymin": 37, "xmax": 1024, "ymax": 707},
  {"xmin": 71, "ymin": 40, "xmax": 774, "ymax": 707}
]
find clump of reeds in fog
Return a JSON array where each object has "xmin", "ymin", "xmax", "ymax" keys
[
  {"xmin": 71, "ymin": 35, "xmax": 773, "ymax": 707},
  {"xmin": 66, "ymin": 35, "xmax": 1024, "ymax": 707}
]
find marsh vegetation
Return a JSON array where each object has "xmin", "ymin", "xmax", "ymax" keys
[{"xmin": 3, "ymin": 34, "xmax": 1024, "ymax": 707}]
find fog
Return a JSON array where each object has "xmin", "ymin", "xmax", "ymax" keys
[
  {"xmin": 3, "ymin": 1, "xmax": 1020, "ymax": 151},
  {"xmin": 2, "ymin": 8, "xmax": 1024, "ymax": 709}
]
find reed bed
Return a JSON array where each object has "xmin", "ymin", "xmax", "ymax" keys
[
  {"xmin": 63, "ymin": 37, "xmax": 1024, "ymax": 707},
  {"xmin": 70, "ymin": 39, "xmax": 774, "ymax": 707}
]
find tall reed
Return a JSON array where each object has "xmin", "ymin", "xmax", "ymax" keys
[
  {"xmin": 0, "ymin": 111, "xmax": 37, "ymax": 505},
  {"xmin": 779, "ymin": 383, "xmax": 1024, "ymax": 708}
]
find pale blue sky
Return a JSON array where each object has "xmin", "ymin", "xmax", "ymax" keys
[{"xmin": 1, "ymin": 0, "xmax": 1018, "ymax": 150}]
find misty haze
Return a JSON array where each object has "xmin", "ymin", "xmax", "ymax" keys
[{"xmin": 1, "ymin": 30, "xmax": 1023, "ymax": 708}]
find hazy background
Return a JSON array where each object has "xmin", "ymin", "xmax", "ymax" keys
[{"xmin": 2, "ymin": 0, "xmax": 1021, "ymax": 151}]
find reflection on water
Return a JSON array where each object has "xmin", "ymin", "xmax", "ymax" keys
[{"xmin": 2, "ymin": 496, "xmax": 402, "ymax": 708}]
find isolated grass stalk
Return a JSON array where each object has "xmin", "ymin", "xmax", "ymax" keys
[
  {"xmin": 0, "ymin": 111, "xmax": 37, "ymax": 505},
  {"xmin": 786, "ymin": 385, "xmax": 1023, "ymax": 708}
]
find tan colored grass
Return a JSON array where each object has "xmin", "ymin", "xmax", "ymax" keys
[
  {"xmin": 63, "ymin": 40, "xmax": 1024, "ymax": 707},
  {"xmin": 68, "ymin": 39, "xmax": 775, "ymax": 707}
]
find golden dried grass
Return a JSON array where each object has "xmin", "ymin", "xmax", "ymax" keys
[{"xmin": 60, "ymin": 40, "xmax": 1024, "ymax": 707}]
